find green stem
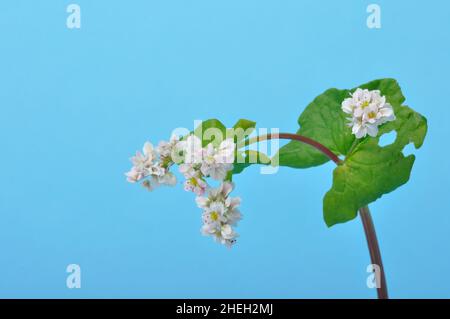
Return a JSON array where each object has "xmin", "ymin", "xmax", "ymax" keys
[{"xmin": 347, "ymin": 138, "xmax": 360, "ymax": 156}]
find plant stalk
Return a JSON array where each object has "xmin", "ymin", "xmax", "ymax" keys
[
  {"xmin": 248, "ymin": 133, "xmax": 342, "ymax": 165},
  {"xmin": 252, "ymin": 132, "xmax": 388, "ymax": 299},
  {"xmin": 359, "ymin": 206, "xmax": 389, "ymax": 299}
]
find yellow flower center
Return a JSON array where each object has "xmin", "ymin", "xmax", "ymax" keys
[
  {"xmin": 210, "ymin": 211, "xmax": 219, "ymax": 221},
  {"xmin": 361, "ymin": 101, "xmax": 370, "ymax": 109},
  {"xmin": 190, "ymin": 177, "xmax": 198, "ymax": 186},
  {"xmin": 368, "ymin": 111, "xmax": 377, "ymax": 119}
]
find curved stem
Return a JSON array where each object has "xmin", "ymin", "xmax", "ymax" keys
[
  {"xmin": 250, "ymin": 132, "xmax": 388, "ymax": 299},
  {"xmin": 359, "ymin": 206, "xmax": 389, "ymax": 299},
  {"xmin": 248, "ymin": 133, "xmax": 342, "ymax": 164}
]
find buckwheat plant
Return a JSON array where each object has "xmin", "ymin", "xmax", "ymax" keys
[{"xmin": 126, "ymin": 79, "xmax": 427, "ymax": 299}]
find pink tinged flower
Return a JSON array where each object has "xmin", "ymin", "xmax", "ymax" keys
[
  {"xmin": 220, "ymin": 181, "xmax": 234, "ymax": 197},
  {"xmin": 155, "ymin": 171, "xmax": 177, "ymax": 187},
  {"xmin": 125, "ymin": 167, "xmax": 142, "ymax": 183},
  {"xmin": 183, "ymin": 175, "xmax": 207, "ymax": 195},
  {"xmin": 218, "ymin": 224, "xmax": 238, "ymax": 248},
  {"xmin": 131, "ymin": 142, "xmax": 156, "ymax": 170},
  {"xmin": 207, "ymin": 181, "xmax": 234, "ymax": 199},
  {"xmin": 148, "ymin": 165, "xmax": 165, "ymax": 177},
  {"xmin": 195, "ymin": 196, "xmax": 209, "ymax": 209},
  {"xmin": 200, "ymin": 163, "xmax": 232, "ymax": 181},
  {"xmin": 201, "ymin": 202, "xmax": 226, "ymax": 233},
  {"xmin": 157, "ymin": 134, "xmax": 180, "ymax": 162},
  {"xmin": 221, "ymin": 224, "xmax": 236, "ymax": 240},
  {"xmin": 126, "ymin": 141, "xmax": 158, "ymax": 183},
  {"xmin": 181, "ymin": 135, "xmax": 203, "ymax": 164},
  {"xmin": 214, "ymin": 139, "xmax": 235, "ymax": 164},
  {"xmin": 225, "ymin": 196, "xmax": 240, "ymax": 210},
  {"xmin": 226, "ymin": 209, "xmax": 242, "ymax": 226},
  {"xmin": 140, "ymin": 170, "xmax": 176, "ymax": 192},
  {"xmin": 126, "ymin": 139, "xmax": 178, "ymax": 188},
  {"xmin": 199, "ymin": 140, "xmax": 235, "ymax": 181},
  {"xmin": 197, "ymin": 181, "xmax": 241, "ymax": 247},
  {"xmin": 178, "ymin": 163, "xmax": 198, "ymax": 179}
]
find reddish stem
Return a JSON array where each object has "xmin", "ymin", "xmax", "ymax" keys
[
  {"xmin": 256, "ymin": 132, "xmax": 388, "ymax": 299},
  {"xmin": 359, "ymin": 206, "xmax": 389, "ymax": 299},
  {"xmin": 256, "ymin": 133, "xmax": 342, "ymax": 165}
]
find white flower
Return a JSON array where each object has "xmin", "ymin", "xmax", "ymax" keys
[
  {"xmin": 126, "ymin": 134, "xmax": 242, "ymax": 247},
  {"xmin": 201, "ymin": 201, "xmax": 227, "ymax": 233},
  {"xmin": 201, "ymin": 210, "xmax": 239, "ymax": 248},
  {"xmin": 125, "ymin": 167, "xmax": 142, "ymax": 183},
  {"xmin": 196, "ymin": 181, "xmax": 241, "ymax": 247},
  {"xmin": 200, "ymin": 139, "xmax": 235, "ymax": 180},
  {"xmin": 219, "ymin": 224, "xmax": 238, "ymax": 247},
  {"xmin": 178, "ymin": 162, "xmax": 207, "ymax": 195},
  {"xmin": 156, "ymin": 134, "xmax": 180, "ymax": 163},
  {"xmin": 196, "ymin": 181, "xmax": 234, "ymax": 208},
  {"xmin": 133, "ymin": 142, "xmax": 156, "ymax": 171},
  {"xmin": 215, "ymin": 139, "xmax": 235, "ymax": 163},
  {"xmin": 224, "ymin": 198, "xmax": 242, "ymax": 226},
  {"xmin": 342, "ymin": 88, "xmax": 396, "ymax": 138},
  {"xmin": 125, "ymin": 142, "xmax": 157, "ymax": 182},
  {"xmin": 183, "ymin": 174, "xmax": 207, "ymax": 195},
  {"xmin": 126, "ymin": 141, "xmax": 177, "ymax": 189},
  {"xmin": 178, "ymin": 135, "xmax": 203, "ymax": 164},
  {"xmin": 155, "ymin": 169, "xmax": 177, "ymax": 186},
  {"xmin": 139, "ymin": 166, "xmax": 177, "ymax": 191},
  {"xmin": 178, "ymin": 163, "xmax": 198, "ymax": 179},
  {"xmin": 176, "ymin": 135, "xmax": 234, "ymax": 180},
  {"xmin": 177, "ymin": 136, "xmax": 235, "ymax": 194}
]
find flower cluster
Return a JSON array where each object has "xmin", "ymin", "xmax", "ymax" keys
[
  {"xmin": 196, "ymin": 182, "xmax": 242, "ymax": 247},
  {"xmin": 125, "ymin": 140, "xmax": 177, "ymax": 191},
  {"xmin": 342, "ymin": 88, "xmax": 396, "ymax": 138},
  {"xmin": 126, "ymin": 133, "xmax": 241, "ymax": 247}
]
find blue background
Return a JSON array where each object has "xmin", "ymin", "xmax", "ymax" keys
[{"xmin": 0, "ymin": 0, "xmax": 448, "ymax": 298}]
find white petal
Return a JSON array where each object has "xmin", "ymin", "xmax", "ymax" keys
[
  {"xmin": 366, "ymin": 124, "xmax": 379, "ymax": 137},
  {"xmin": 196, "ymin": 196, "xmax": 209, "ymax": 208},
  {"xmin": 354, "ymin": 125, "xmax": 367, "ymax": 139},
  {"xmin": 354, "ymin": 107, "xmax": 364, "ymax": 117},
  {"xmin": 221, "ymin": 181, "xmax": 234, "ymax": 197},
  {"xmin": 143, "ymin": 142, "xmax": 154, "ymax": 156},
  {"xmin": 379, "ymin": 106, "xmax": 393, "ymax": 117}
]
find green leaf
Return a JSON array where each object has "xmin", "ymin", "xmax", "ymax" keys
[
  {"xmin": 359, "ymin": 78, "xmax": 426, "ymax": 150},
  {"xmin": 323, "ymin": 139, "xmax": 416, "ymax": 226},
  {"xmin": 360, "ymin": 78, "xmax": 406, "ymax": 108},
  {"xmin": 277, "ymin": 88, "xmax": 355, "ymax": 168},
  {"xmin": 225, "ymin": 170, "xmax": 233, "ymax": 182},
  {"xmin": 322, "ymin": 79, "xmax": 427, "ymax": 226},
  {"xmin": 379, "ymin": 105, "xmax": 428, "ymax": 150},
  {"xmin": 233, "ymin": 150, "xmax": 271, "ymax": 175},
  {"xmin": 193, "ymin": 119, "xmax": 227, "ymax": 147},
  {"xmin": 230, "ymin": 119, "xmax": 257, "ymax": 146},
  {"xmin": 232, "ymin": 119, "xmax": 256, "ymax": 134},
  {"xmin": 276, "ymin": 78, "xmax": 421, "ymax": 169},
  {"xmin": 273, "ymin": 78, "xmax": 427, "ymax": 226}
]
